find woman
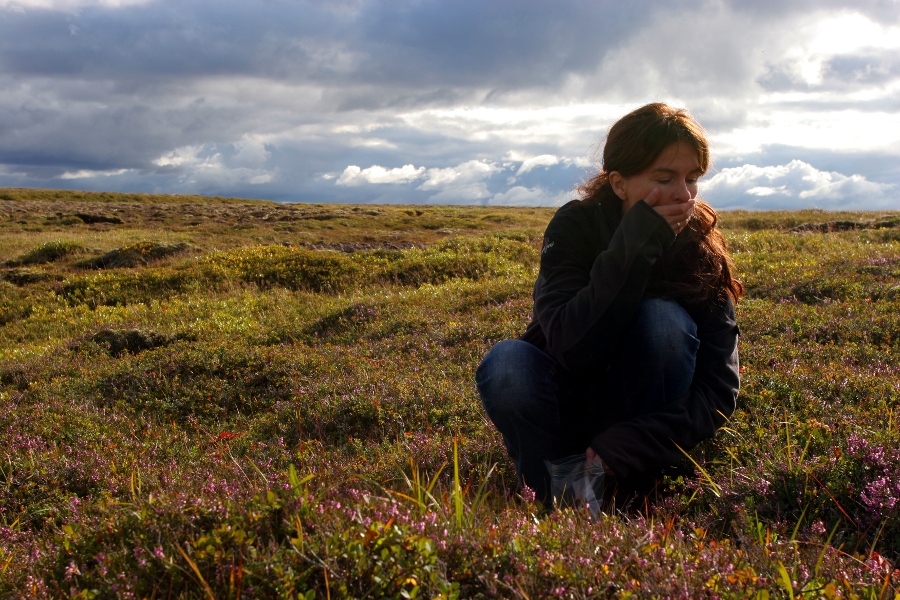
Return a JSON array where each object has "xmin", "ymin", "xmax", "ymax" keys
[{"xmin": 476, "ymin": 103, "xmax": 743, "ymax": 510}]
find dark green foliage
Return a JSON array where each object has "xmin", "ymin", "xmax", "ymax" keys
[
  {"xmin": 0, "ymin": 280, "xmax": 34, "ymax": 324},
  {"xmin": 3, "ymin": 268, "xmax": 58, "ymax": 286},
  {"xmin": 87, "ymin": 328, "xmax": 180, "ymax": 357}
]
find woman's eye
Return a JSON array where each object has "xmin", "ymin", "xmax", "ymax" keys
[{"xmin": 655, "ymin": 179, "xmax": 671, "ymax": 184}]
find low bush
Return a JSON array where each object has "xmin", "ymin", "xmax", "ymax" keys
[{"xmin": 10, "ymin": 239, "xmax": 82, "ymax": 266}]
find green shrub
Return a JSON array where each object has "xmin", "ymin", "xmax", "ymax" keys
[
  {"xmin": 201, "ymin": 245, "xmax": 361, "ymax": 292},
  {"xmin": 0, "ymin": 280, "xmax": 34, "ymax": 324},
  {"xmin": 14, "ymin": 239, "xmax": 82, "ymax": 265},
  {"xmin": 59, "ymin": 269, "xmax": 201, "ymax": 307}
]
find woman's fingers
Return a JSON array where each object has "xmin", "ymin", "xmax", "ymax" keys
[
  {"xmin": 653, "ymin": 199, "xmax": 695, "ymax": 233},
  {"xmin": 642, "ymin": 187, "xmax": 662, "ymax": 207},
  {"xmin": 641, "ymin": 188, "xmax": 694, "ymax": 232}
]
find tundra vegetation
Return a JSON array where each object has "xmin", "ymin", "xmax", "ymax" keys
[{"xmin": 1, "ymin": 187, "xmax": 899, "ymax": 598}]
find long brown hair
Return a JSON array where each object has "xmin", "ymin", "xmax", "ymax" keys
[{"xmin": 580, "ymin": 103, "xmax": 743, "ymax": 304}]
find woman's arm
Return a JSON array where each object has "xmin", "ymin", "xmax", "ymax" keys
[{"xmin": 534, "ymin": 200, "xmax": 675, "ymax": 371}]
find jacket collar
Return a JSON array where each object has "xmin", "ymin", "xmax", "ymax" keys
[{"xmin": 598, "ymin": 194, "xmax": 624, "ymax": 226}]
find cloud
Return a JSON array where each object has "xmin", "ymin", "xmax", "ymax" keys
[
  {"xmin": 516, "ymin": 154, "xmax": 560, "ymax": 175},
  {"xmin": 59, "ymin": 168, "xmax": 130, "ymax": 179},
  {"xmin": 335, "ymin": 163, "xmax": 424, "ymax": 186},
  {"xmin": 0, "ymin": 0, "xmax": 151, "ymax": 10},
  {"xmin": 487, "ymin": 186, "xmax": 556, "ymax": 207},
  {"xmin": 0, "ymin": 1, "xmax": 899, "ymax": 208},
  {"xmin": 147, "ymin": 142, "xmax": 278, "ymax": 191},
  {"xmin": 759, "ymin": 43, "xmax": 900, "ymax": 94},
  {"xmin": 416, "ymin": 160, "xmax": 502, "ymax": 201},
  {"xmin": 703, "ymin": 160, "xmax": 897, "ymax": 210}
]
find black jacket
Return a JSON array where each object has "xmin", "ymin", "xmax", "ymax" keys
[{"xmin": 520, "ymin": 197, "xmax": 740, "ymax": 480}]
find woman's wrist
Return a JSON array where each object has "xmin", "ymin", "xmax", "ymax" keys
[{"xmin": 586, "ymin": 446, "xmax": 615, "ymax": 477}]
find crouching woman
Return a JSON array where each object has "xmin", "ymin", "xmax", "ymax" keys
[{"xmin": 476, "ymin": 103, "xmax": 743, "ymax": 510}]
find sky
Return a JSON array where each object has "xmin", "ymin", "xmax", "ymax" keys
[{"xmin": 1, "ymin": 0, "xmax": 898, "ymax": 210}]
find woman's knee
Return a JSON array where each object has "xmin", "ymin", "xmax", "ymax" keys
[
  {"xmin": 476, "ymin": 340, "xmax": 557, "ymax": 416},
  {"xmin": 628, "ymin": 298, "xmax": 699, "ymax": 361}
]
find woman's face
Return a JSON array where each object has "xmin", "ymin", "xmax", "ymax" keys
[{"xmin": 610, "ymin": 141, "xmax": 702, "ymax": 214}]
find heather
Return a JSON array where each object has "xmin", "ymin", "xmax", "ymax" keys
[{"xmin": 1, "ymin": 189, "xmax": 899, "ymax": 598}]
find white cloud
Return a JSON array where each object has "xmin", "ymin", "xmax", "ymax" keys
[
  {"xmin": 703, "ymin": 160, "xmax": 897, "ymax": 210},
  {"xmin": 713, "ymin": 108, "xmax": 900, "ymax": 157},
  {"xmin": 151, "ymin": 143, "xmax": 277, "ymax": 190},
  {"xmin": 514, "ymin": 153, "xmax": 590, "ymax": 176},
  {"xmin": 154, "ymin": 146, "xmax": 208, "ymax": 168},
  {"xmin": 417, "ymin": 160, "xmax": 501, "ymax": 201},
  {"xmin": 231, "ymin": 138, "xmax": 271, "ymax": 169},
  {"xmin": 401, "ymin": 103, "xmax": 628, "ymax": 155},
  {"xmin": 516, "ymin": 154, "xmax": 560, "ymax": 175},
  {"xmin": 746, "ymin": 186, "xmax": 783, "ymax": 196},
  {"xmin": 418, "ymin": 160, "xmax": 498, "ymax": 190},
  {"xmin": 249, "ymin": 174, "xmax": 272, "ymax": 185},
  {"xmin": 755, "ymin": 12, "xmax": 900, "ymax": 95},
  {"xmin": 59, "ymin": 168, "xmax": 131, "ymax": 179},
  {"xmin": 488, "ymin": 186, "xmax": 549, "ymax": 206},
  {"xmin": 335, "ymin": 164, "xmax": 425, "ymax": 186},
  {"xmin": 809, "ymin": 13, "xmax": 900, "ymax": 55}
]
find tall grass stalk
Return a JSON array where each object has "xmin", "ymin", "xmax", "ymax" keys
[{"xmin": 452, "ymin": 436, "xmax": 464, "ymax": 531}]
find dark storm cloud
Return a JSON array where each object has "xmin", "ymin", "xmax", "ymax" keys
[
  {"xmin": 0, "ymin": 2, "xmax": 331, "ymax": 80},
  {"xmin": 342, "ymin": 0, "xmax": 640, "ymax": 90},
  {"xmin": 758, "ymin": 49, "xmax": 900, "ymax": 93},
  {"xmin": 0, "ymin": 0, "xmax": 645, "ymax": 92},
  {"xmin": 0, "ymin": 82, "xmax": 249, "ymax": 172},
  {"xmin": 824, "ymin": 50, "xmax": 900, "ymax": 86},
  {"xmin": 0, "ymin": 0, "xmax": 649, "ymax": 177}
]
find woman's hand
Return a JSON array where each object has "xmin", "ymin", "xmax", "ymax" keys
[
  {"xmin": 586, "ymin": 446, "xmax": 614, "ymax": 476},
  {"xmin": 644, "ymin": 187, "xmax": 694, "ymax": 235}
]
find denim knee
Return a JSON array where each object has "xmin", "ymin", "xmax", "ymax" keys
[
  {"xmin": 629, "ymin": 298, "xmax": 698, "ymax": 361},
  {"xmin": 476, "ymin": 339, "xmax": 557, "ymax": 417}
]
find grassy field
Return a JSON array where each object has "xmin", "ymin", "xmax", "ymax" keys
[{"xmin": 2, "ymin": 188, "xmax": 899, "ymax": 598}]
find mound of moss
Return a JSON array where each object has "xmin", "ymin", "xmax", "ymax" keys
[
  {"xmin": 88, "ymin": 328, "xmax": 176, "ymax": 357},
  {"xmin": 80, "ymin": 242, "xmax": 191, "ymax": 269},
  {"xmin": 7, "ymin": 239, "xmax": 82, "ymax": 266}
]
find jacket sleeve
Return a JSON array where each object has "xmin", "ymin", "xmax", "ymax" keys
[
  {"xmin": 535, "ymin": 200, "xmax": 675, "ymax": 371},
  {"xmin": 591, "ymin": 297, "xmax": 740, "ymax": 480}
]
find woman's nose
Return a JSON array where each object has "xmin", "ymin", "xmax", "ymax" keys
[{"xmin": 673, "ymin": 180, "xmax": 693, "ymax": 202}]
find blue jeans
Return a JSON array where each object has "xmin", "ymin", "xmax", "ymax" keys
[{"xmin": 476, "ymin": 298, "xmax": 699, "ymax": 507}]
